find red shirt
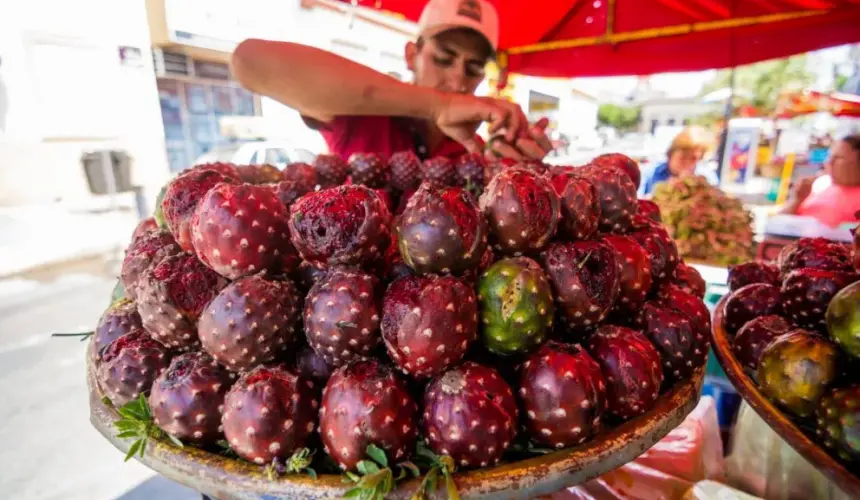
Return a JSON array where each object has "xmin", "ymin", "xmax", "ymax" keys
[
  {"xmin": 796, "ymin": 179, "xmax": 860, "ymax": 227},
  {"xmin": 307, "ymin": 115, "xmax": 472, "ymax": 161}
]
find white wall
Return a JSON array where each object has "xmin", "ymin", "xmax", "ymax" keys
[
  {"xmin": 640, "ymin": 100, "xmax": 721, "ymax": 132},
  {"xmin": 0, "ymin": 0, "xmax": 168, "ymax": 206}
]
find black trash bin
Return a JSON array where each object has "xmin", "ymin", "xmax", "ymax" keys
[{"xmin": 82, "ymin": 150, "xmax": 135, "ymax": 194}]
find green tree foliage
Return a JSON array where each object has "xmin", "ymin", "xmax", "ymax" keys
[
  {"xmin": 597, "ymin": 103, "xmax": 641, "ymax": 131},
  {"xmin": 700, "ymin": 55, "xmax": 814, "ymax": 112}
]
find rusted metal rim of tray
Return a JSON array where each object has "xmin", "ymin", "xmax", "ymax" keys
[
  {"xmin": 88, "ymin": 356, "xmax": 703, "ymax": 499},
  {"xmin": 710, "ymin": 296, "xmax": 860, "ymax": 498}
]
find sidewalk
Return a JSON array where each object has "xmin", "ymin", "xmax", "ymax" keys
[{"xmin": 0, "ymin": 203, "xmax": 140, "ymax": 278}]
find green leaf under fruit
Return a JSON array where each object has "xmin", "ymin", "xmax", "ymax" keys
[
  {"xmin": 366, "ymin": 444, "xmax": 388, "ymax": 467},
  {"xmin": 113, "ymin": 393, "xmax": 163, "ymax": 463}
]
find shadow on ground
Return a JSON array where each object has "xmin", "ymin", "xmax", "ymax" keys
[{"xmin": 115, "ymin": 475, "xmax": 200, "ymax": 500}]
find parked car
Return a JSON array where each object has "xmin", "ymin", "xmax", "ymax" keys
[{"xmin": 193, "ymin": 140, "xmax": 317, "ymax": 170}]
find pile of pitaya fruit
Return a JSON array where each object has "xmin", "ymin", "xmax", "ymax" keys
[
  {"xmin": 89, "ymin": 151, "xmax": 710, "ymax": 497},
  {"xmin": 721, "ymin": 234, "xmax": 860, "ymax": 464}
]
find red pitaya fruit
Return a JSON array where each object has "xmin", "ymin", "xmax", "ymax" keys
[
  {"xmin": 396, "ymin": 184, "xmax": 487, "ymax": 276},
  {"xmin": 422, "ymin": 157, "xmax": 457, "ymax": 188},
  {"xmin": 672, "ymin": 262, "xmax": 706, "ymax": 298},
  {"xmin": 732, "ymin": 315, "xmax": 793, "ymax": 372},
  {"xmin": 222, "ymin": 365, "xmax": 318, "ymax": 464},
  {"xmin": 779, "ymin": 238, "xmax": 854, "ymax": 276},
  {"xmin": 274, "ymin": 181, "xmax": 313, "ymax": 208},
  {"xmin": 292, "ymin": 261, "xmax": 328, "ymax": 294},
  {"xmin": 541, "ymin": 240, "xmax": 620, "ymax": 330},
  {"xmin": 423, "ymin": 362, "xmax": 518, "ymax": 467},
  {"xmin": 136, "ymin": 253, "xmax": 228, "ymax": 351},
  {"xmin": 626, "ymin": 214, "xmax": 680, "ymax": 283},
  {"xmin": 348, "ymin": 153, "xmax": 389, "ymax": 188},
  {"xmin": 585, "ymin": 325, "xmax": 663, "ymax": 419},
  {"xmin": 723, "ymin": 283, "xmax": 782, "ymax": 335},
  {"xmin": 483, "ymin": 159, "xmax": 509, "ymax": 186},
  {"xmin": 591, "ymin": 153, "xmax": 641, "ymax": 189},
  {"xmin": 637, "ymin": 199, "xmax": 662, "ymax": 223},
  {"xmin": 603, "ymin": 235, "xmax": 653, "ymax": 312},
  {"xmin": 288, "ymin": 185, "xmax": 391, "ymax": 267},
  {"xmin": 235, "ymin": 164, "xmax": 281, "ymax": 184},
  {"xmin": 162, "ymin": 169, "xmax": 237, "ymax": 251},
  {"xmin": 460, "ymin": 245, "xmax": 495, "ymax": 286},
  {"xmin": 120, "ymin": 229, "xmax": 180, "ymax": 300},
  {"xmin": 131, "ymin": 217, "xmax": 158, "ymax": 243},
  {"xmin": 636, "ymin": 302, "xmax": 707, "ymax": 381},
  {"xmin": 304, "ymin": 268, "xmax": 382, "ymax": 367},
  {"xmin": 388, "ymin": 150, "xmax": 422, "ymax": 192},
  {"xmin": 654, "ymin": 284, "xmax": 712, "ymax": 351},
  {"xmin": 373, "ymin": 188, "xmax": 395, "ymax": 215},
  {"xmin": 191, "ymin": 183, "xmax": 300, "ymax": 280},
  {"xmin": 579, "ymin": 164, "xmax": 637, "ymax": 233},
  {"xmin": 519, "ymin": 341, "xmax": 606, "ymax": 448},
  {"xmin": 282, "ymin": 162, "xmax": 318, "ymax": 191},
  {"xmin": 97, "ymin": 331, "xmax": 172, "ymax": 407},
  {"xmin": 90, "ymin": 299, "xmax": 144, "ymax": 363},
  {"xmin": 479, "ymin": 167, "xmax": 560, "ymax": 256},
  {"xmin": 550, "ymin": 173, "xmax": 600, "ymax": 240},
  {"xmin": 289, "ymin": 344, "xmax": 334, "ymax": 388},
  {"xmin": 382, "ymin": 275, "xmax": 477, "ymax": 378},
  {"xmin": 313, "ymin": 154, "xmax": 349, "ymax": 187},
  {"xmin": 383, "ymin": 236, "xmax": 416, "ymax": 283},
  {"xmin": 320, "ymin": 360, "xmax": 418, "ymax": 470},
  {"xmin": 150, "ymin": 352, "xmax": 235, "ymax": 444},
  {"xmin": 781, "ymin": 268, "xmax": 859, "ymax": 331},
  {"xmin": 198, "ymin": 274, "xmax": 301, "ymax": 372},
  {"xmin": 191, "ymin": 162, "xmax": 241, "ymax": 179},
  {"xmin": 727, "ymin": 262, "xmax": 780, "ymax": 292},
  {"xmin": 455, "ymin": 153, "xmax": 487, "ymax": 198}
]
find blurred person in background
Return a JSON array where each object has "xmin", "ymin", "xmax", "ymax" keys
[
  {"xmin": 782, "ymin": 134, "xmax": 860, "ymax": 227},
  {"xmin": 230, "ymin": 0, "xmax": 551, "ymax": 162},
  {"xmin": 640, "ymin": 127, "xmax": 718, "ymax": 196}
]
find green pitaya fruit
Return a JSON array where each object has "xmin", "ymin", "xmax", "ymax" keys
[
  {"xmin": 827, "ymin": 281, "xmax": 860, "ymax": 358},
  {"xmin": 758, "ymin": 330, "xmax": 841, "ymax": 418},
  {"xmin": 816, "ymin": 385, "xmax": 860, "ymax": 462},
  {"xmin": 477, "ymin": 257, "xmax": 554, "ymax": 356}
]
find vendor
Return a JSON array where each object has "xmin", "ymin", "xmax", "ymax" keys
[
  {"xmin": 640, "ymin": 127, "xmax": 718, "ymax": 196},
  {"xmin": 782, "ymin": 134, "xmax": 860, "ymax": 227},
  {"xmin": 230, "ymin": 0, "xmax": 551, "ymax": 162}
]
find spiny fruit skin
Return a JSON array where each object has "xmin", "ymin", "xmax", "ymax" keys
[
  {"xmin": 551, "ymin": 173, "xmax": 600, "ymax": 240},
  {"xmin": 479, "ymin": 167, "xmax": 560, "ymax": 256},
  {"xmin": 348, "ymin": 152, "xmax": 388, "ymax": 188},
  {"xmin": 274, "ymin": 180, "xmax": 313, "ymax": 208},
  {"xmin": 150, "ymin": 352, "xmax": 234, "ymax": 444},
  {"xmin": 288, "ymin": 185, "xmax": 391, "ymax": 267},
  {"xmin": 162, "ymin": 169, "xmax": 237, "ymax": 251},
  {"xmin": 460, "ymin": 245, "xmax": 495, "ymax": 286},
  {"xmin": 293, "ymin": 261, "xmax": 328, "ymax": 294},
  {"xmin": 732, "ymin": 315, "xmax": 793, "ymax": 372},
  {"xmin": 778, "ymin": 237, "xmax": 854, "ymax": 276},
  {"xmin": 137, "ymin": 253, "xmax": 228, "ymax": 351},
  {"xmin": 519, "ymin": 342, "xmax": 606, "ymax": 449},
  {"xmin": 382, "ymin": 275, "xmax": 477, "ymax": 378},
  {"xmin": 282, "ymin": 162, "xmax": 318, "ymax": 192},
  {"xmin": 579, "ymin": 164, "xmax": 637, "ymax": 233},
  {"xmin": 120, "ymin": 229, "xmax": 180, "ymax": 300},
  {"xmin": 637, "ymin": 199, "xmax": 662, "ymax": 223},
  {"xmin": 222, "ymin": 366, "xmax": 318, "ymax": 464},
  {"xmin": 454, "ymin": 153, "xmax": 487, "ymax": 198},
  {"xmin": 383, "ymin": 236, "xmax": 416, "ymax": 283},
  {"xmin": 758, "ymin": 330, "xmax": 841, "ymax": 418},
  {"xmin": 604, "ymin": 235, "xmax": 653, "ymax": 312},
  {"xmin": 728, "ymin": 262, "xmax": 780, "ymax": 292},
  {"xmin": 423, "ymin": 362, "xmax": 518, "ymax": 468},
  {"xmin": 672, "ymin": 262, "xmax": 706, "ymax": 299},
  {"xmin": 191, "ymin": 183, "xmax": 300, "ymax": 280},
  {"xmin": 304, "ymin": 269, "xmax": 382, "ymax": 367},
  {"xmin": 484, "ymin": 159, "xmax": 509, "ymax": 186},
  {"xmin": 313, "ymin": 154, "xmax": 350, "ymax": 187},
  {"xmin": 816, "ymin": 385, "xmax": 860, "ymax": 462},
  {"xmin": 91, "ymin": 298, "xmax": 144, "ymax": 363},
  {"xmin": 191, "ymin": 162, "xmax": 241, "ymax": 179},
  {"xmin": 422, "ymin": 157, "xmax": 457, "ymax": 188},
  {"xmin": 654, "ymin": 284, "xmax": 712, "ymax": 353},
  {"xmin": 541, "ymin": 241, "xmax": 621, "ymax": 331},
  {"xmin": 289, "ymin": 344, "xmax": 334, "ymax": 388},
  {"xmin": 235, "ymin": 164, "xmax": 281, "ymax": 185},
  {"xmin": 723, "ymin": 283, "xmax": 782, "ymax": 335},
  {"xmin": 477, "ymin": 257, "xmax": 554, "ymax": 356},
  {"xmin": 397, "ymin": 184, "xmax": 487, "ymax": 276},
  {"xmin": 320, "ymin": 360, "xmax": 418, "ymax": 470},
  {"xmin": 827, "ymin": 281, "xmax": 860, "ymax": 358},
  {"xmin": 782, "ymin": 268, "xmax": 859, "ymax": 331},
  {"xmin": 636, "ymin": 302, "xmax": 706, "ymax": 381},
  {"xmin": 131, "ymin": 217, "xmax": 158, "ymax": 243},
  {"xmin": 591, "ymin": 153, "xmax": 641, "ymax": 189},
  {"xmin": 97, "ymin": 331, "xmax": 172, "ymax": 407},
  {"xmin": 626, "ymin": 214, "xmax": 679, "ymax": 283},
  {"xmin": 198, "ymin": 274, "xmax": 301, "ymax": 372},
  {"xmin": 585, "ymin": 325, "xmax": 664, "ymax": 419},
  {"xmin": 388, "ymin": 150, "xmax": 423, "ymax": 192}
]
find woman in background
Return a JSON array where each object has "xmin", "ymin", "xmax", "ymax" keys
[{"xmin": 640, "ymin": 127, "xmax": 718, "ymax": 196}]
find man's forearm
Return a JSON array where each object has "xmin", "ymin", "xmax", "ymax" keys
[{"xmin": 231, "ymin": 39, "xmax": 443, "ymax": 122}]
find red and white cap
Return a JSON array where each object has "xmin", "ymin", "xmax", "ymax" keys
[{"xmin": 418, "ymin": 0, "xmax": 500, "ymax": 53}]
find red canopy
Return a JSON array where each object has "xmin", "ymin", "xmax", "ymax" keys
[{"xmin": 340, "ymin": 0, "xmax": 860, "ymax": 77}]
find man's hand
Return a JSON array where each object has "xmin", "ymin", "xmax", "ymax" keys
[
  {"xmin": 433, "ymin": 94, "xmax": 533, "ymax": 156},
  {"xmin": 790, "ymin": 176, "xmax": 816, "ymax": 204},
  {"xmin": 486, "ymin": 117, "xmax": 553, "ymax": 161}
]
